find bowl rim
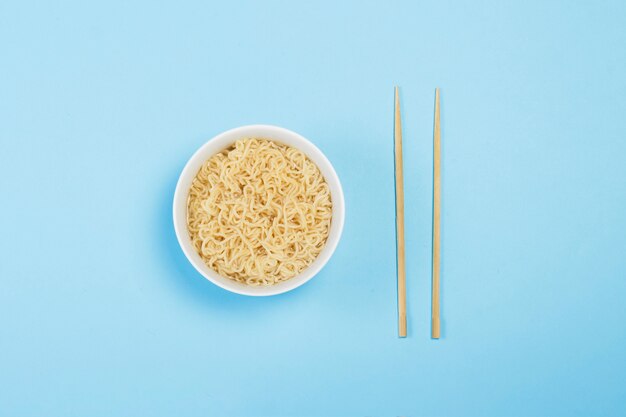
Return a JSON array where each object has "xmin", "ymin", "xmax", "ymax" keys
[{"xmin": 172, "ymin": 124, "xmax": 345, "ymax": 296}]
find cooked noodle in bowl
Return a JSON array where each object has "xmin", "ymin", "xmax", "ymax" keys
[
  {"xmin": 173, "ymin": 125, "xmax": 345, "ymax": 296},
  {"xmin": 187, "ymin": 138, "xmax": 332, "ymax": 286}
]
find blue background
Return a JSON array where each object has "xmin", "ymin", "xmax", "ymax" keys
[{"xmin": 1, "ymin": 1, "xmax": 625, "ymax": 416}]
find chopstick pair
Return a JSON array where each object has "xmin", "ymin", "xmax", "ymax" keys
[{"xmin": 394, "ymin": 87, "xmax": 441, "ymax": 339}]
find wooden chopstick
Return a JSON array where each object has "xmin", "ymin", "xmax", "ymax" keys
[
  {"xmin": 432, "ymin": 88, "xmax": 441, "ymax": 339},
  {"xmin": 394, "ymin": 86, "xmax": 407, "ymax": 338}
]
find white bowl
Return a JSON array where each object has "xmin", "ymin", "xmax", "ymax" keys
[{"xmin": 173, "ymin": 125, "xmax": 345, "ymax": 296}]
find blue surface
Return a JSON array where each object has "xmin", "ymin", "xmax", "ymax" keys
[{"xmin": 1, "ymin": 1, "xmax": 626, "ymax": 416}]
